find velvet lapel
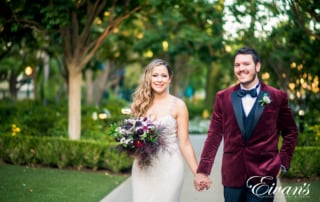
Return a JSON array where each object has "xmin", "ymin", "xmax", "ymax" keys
[
  {"xmin": 231, "ymin": 91, "xmax": 245, "ymax": 135},
  {"xmin": 253, "ymin": 90, "xmax": 270, "ymax": 128}
]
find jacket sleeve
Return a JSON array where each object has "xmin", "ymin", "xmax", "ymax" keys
[
  {"xmin": 277, "ymin": 91, "xmax": 298, "ymax": 170},
  {"xmin": 197, "ymin": 92, "xmax": 224, "ymax": 175}
]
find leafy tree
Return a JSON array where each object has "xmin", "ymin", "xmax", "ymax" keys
[
  {"xmin": 0, "ymin": 1, "xmax": 40, "ymax": 99},
  {"xmin": 1, "ymin": 0, "xmax": 142, "ymax": 140},
  {"xmin": 287, "ymin": 0, "xmax": 320, "ymax": 40}
]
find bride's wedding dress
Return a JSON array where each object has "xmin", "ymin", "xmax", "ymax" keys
[{"xmin": 131, "ymin": 115, "xmax": 184, "ymax": 202}]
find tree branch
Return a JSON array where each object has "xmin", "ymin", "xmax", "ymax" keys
[
  {"xmin": 79, "ymin": 0, "xmax": 107, "ymax": 46},
  {"xmin": 81, "ymin": 5, "xmax": 141, "ymax": 68},
  {"xmin": 61, "ymin": 27, "xmax": 72, "ymax": 70},
  {"xmin": 289, "ymin": 0, "xmax": 320, "ymax": 40}
]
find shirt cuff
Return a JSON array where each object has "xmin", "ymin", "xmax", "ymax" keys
[{"xmin": 281, "ymin": 164, "xmax": 287, "ymax": 173}]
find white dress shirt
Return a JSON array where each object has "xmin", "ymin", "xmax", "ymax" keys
[{"xmin": 240, "ymin": 82, "xmax": 260, "ymax": 116}]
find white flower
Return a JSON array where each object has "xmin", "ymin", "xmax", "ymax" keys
[
  {"xmin": 120, "ymin": 137, "xmax": 127, "ymax": 144},
  {"xmin": 120, "ymin": 137, "xmax": 132, "ymax": 145},
  {"xmin": 259, "ymin": 93, "xmax": 272, "ymax": 106}
]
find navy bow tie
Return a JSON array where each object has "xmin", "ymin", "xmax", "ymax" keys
[{"xmin": 237, "ymin": 89, "xmax": 258, "ymax": 97}]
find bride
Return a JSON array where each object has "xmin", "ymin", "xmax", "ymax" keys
[{"xmin": 130, "ymin": 59, "xmax": 199, "ymax": 202}]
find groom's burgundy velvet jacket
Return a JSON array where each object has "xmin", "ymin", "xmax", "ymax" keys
[{"xmin": 197, "ymin": 82, "xmax": 298, "ymax": 187}]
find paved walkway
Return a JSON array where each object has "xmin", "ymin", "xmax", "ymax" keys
[{"xmin": 100, "ymin": 135, "xmax": 286, "ymax": 202}]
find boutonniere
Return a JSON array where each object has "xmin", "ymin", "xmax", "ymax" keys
[{"xmin": 259, "ymin": 93, "xmax": 271, "ymax": 106}]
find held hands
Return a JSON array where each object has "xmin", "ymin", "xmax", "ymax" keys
[{"xmin": 193, "ymin": 173, "xmax": 212, "ymax": 191}]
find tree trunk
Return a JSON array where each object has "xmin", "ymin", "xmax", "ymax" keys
[
  {"xmin": 205, "ymin": 63, "xmax": 214, "ymax": 107},
  {"xmin": 93, "ymin": 61, "xmax": 111, "ymax": 105},
  {"xmin": 9, "ymin": 72, "xmax": 18, "ymax": 99},
  {"xmin": 42, "ymin": 51, "xmax": 50, "ymax": 105},
  {"xmin": 85, "ymin": 69, "xmax": 93, "ymax": 105},
  {"xmin": 31, "ymin": 69, "xmax": 37, "ymax": 100},
  {"xmin": 68, "ymin": 67, "xmax": 82, "ymax": 140},
  {"xmin": 205, "ymin": 62, "xmax": 224, "ymax": 107}
]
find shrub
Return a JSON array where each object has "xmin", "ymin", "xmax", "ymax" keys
[
  {"xmin": 296, "ymin": 124, "xmax": 320, "ymax": 147},
  {"xmin": 0, "ymin": 134, "xmax": 133, "ymax": 173},
  {"xmin": 0, "ymin": 98, "xmax": 130, "ymax": 141},
  {"xmin": 0, "ymin": 98, "xmax": 133, "ymax": 173},
  {"xmin": 284, "ymin": 146, "xmax": 320, "ymax": 178},
  {"xmin": 0, "ymin": 100, "xmax": 67, "ymax": 137}
]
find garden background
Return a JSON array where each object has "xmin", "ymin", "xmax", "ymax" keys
[{"xmin": 0, "ymin": 0, "xmax": 319, "ymax": 201}]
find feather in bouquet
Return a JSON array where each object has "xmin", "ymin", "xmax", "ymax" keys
[{"xmin": 109, "ymin": 117, "xmax": 166, "ymax": 168}]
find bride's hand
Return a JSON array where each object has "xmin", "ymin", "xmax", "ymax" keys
[{"xmin": 194, "ymin": 173, "xmax": 212, "ymax": 191}]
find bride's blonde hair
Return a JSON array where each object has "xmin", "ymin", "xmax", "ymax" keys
[{"xmin": 131, "ymin": 59, "xmax": 173, "ymax": 117}]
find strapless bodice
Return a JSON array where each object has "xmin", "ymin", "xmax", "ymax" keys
[{"xmin": 154, "ymin": 115, "xmax": 178, "ymax": 143}]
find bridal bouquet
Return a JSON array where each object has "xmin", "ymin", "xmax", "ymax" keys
[{"xmin": 109, "ymin": 117, "xmax": 166, "ymax": 168}]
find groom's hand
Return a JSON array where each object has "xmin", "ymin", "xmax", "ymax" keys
[{"xmin": 194, "ymin": 173, "xmax": 212, "ymax": 191}]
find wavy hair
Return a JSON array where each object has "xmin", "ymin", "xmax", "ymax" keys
[{"xmin": 131, "ymin": 59, "xmax": 173, "ymax": 117}]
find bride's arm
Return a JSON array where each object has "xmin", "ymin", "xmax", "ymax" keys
[{"xmin": 176, "ymin": 99, "xmax": 198, "ymax": 176}]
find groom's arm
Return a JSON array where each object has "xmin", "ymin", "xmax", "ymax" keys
[
  {"xmin": 277, "ymin": 91, "xmax": 298, "ymax": 170},
  {"xmin": 197, "ymin": 92, "xmax": 224, "ymax": 175}
]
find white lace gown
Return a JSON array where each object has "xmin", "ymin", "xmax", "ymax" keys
[{"xmin": 131, "ymin": 115, "xmax": 185, "ymax": 202}]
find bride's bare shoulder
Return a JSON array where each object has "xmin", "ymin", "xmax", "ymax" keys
[{"xmin": 169, "ymin": 95, "xmax": 187, "ymax": 109}]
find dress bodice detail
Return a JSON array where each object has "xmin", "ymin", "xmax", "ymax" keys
[{"xmin": 154, "ymin": 115, "xmax": 178, "ymax": 144}]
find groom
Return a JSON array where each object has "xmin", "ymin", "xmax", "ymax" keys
[{"xmin": 194, "ymin": 47, "xmax": 298, "ymax": 202}]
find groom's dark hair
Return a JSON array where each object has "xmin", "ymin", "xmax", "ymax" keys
[{"xmin": 234, "ymin": 47, "xmax": 260, "ymax": 65}]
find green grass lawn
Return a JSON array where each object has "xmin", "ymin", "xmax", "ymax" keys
[
  {"xmin": 281, "ymin": 178, "xmax": 320, "ymax": 202},
  {"xmin": 0, "ymin": 163, "xmax": 128, "ymax": 202},
  {"xmin": 2, "ymin": 162, "xmax": 319, "ymax": 202}
]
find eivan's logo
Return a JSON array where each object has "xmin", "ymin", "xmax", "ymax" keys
[
  {"xmin": 246, "ymin": 176, "xmax": 310, "ymax": 198},
  {"xmin": 246, "ymin": 176, "xmax": 276, "ymax": 197}
]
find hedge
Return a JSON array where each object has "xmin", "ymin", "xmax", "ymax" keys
[
  {"xmin": 285, "ymin": 146, "xmax": 320, "ymax": 178},
  {"xmin": 1, "ymin": 135, "xmax": 319, "ymax": 177},
  {"xmin": 0, "ymin": 134, "xmax": 133, "ymax": 173}
]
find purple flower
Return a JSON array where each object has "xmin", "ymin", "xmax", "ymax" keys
[{"xmin": 109, "ymin": 116, "xmax": 167, "ymax": 169}]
